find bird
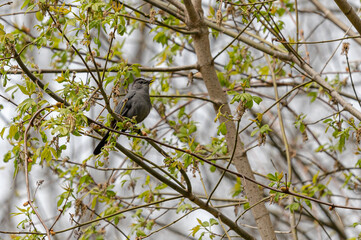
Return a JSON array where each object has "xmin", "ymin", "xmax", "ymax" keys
[{"xmin": 93, "ymin": 78, "xmax": 152, "ymax": 155}]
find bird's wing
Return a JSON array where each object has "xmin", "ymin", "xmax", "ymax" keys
[{"xmin": 114, "ymin": 91, "xmax": 136, "ymax": 117}]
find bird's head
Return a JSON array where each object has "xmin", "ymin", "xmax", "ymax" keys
[{"xmin": 131, "ymin": 78, "xmax": 152, "ymax": 90}]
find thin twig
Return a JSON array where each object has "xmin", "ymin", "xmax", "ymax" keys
[
  {"xmin": 23, "ymin": 105, "xmax": 54, "ymax": 240},
  {"xmin": 206, "ymin": 117, "xmax": 242, "ymax": 205},
  {"xmin": 53, "ymin": 196, "xmax": 182, "ymax": 235},
  {"xmin": 212, "ymin": 13, "xmax": 258, "ymax": 61},
  {"xmin": 344, "ymin": 48, "xmax": 361, "ymax": 107}
]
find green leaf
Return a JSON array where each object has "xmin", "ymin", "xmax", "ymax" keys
[
  {"xmin": 209, "ymin": 218, "xmax": 218, "ymax": 226},
  {"xmin": 307, "ymin": 92, "xmax": 317, "ymax": 102},
  {"xmin": 201, "ymin": 221, "xmax": 209, "ymax": 227},
  {"xmin": 18, "ymin": 98, "xmax": 36, "ymax": 113},
  {"xmin": 91, "ymin": 196, "xmax": 98, "ymax": 208},
  {"xmin": 40, "ymin": 131, "xmax": 47, "ymax": 142},
  {"xmin": 252, "ymin": 96, "xmax": 262, "ymax": 105},
  {"xmin": 136, "ymin": 229, "xmax": 146, "ymax": 237},
  {"xmin": 191, "ymin": 225, "xmax": 200, "ymax": 237},
  {"xmin": 5, "ymin": 84, "xmax": 17, "ymax": 93},
  {"xmin": 259, "ymin": 65, "xmax": 269, "ymax": 75},
  {"xmin": 0, "ymin": 23, "xmax": 5, "ymax": 38},
  {"xmin": 21, "ymin": 0, "xmax": 30, "ymax": 9},
  {"xmin": 267, "ymin": 173, "xmax": 277, "ymax": 181},
  {"xmin": 227, "ymin": 90, "xmax": 238, "ymax": 96},
  {"xmin": 217, "ymin": 122, "xmax": 227, "ymax": 135},
  {"xmin": 106, "ymin": 190, "xmax": 116, "ymax": 198},
  {"xmin": 114, "ymin": 216, "xmax": 119, "ymax": 225},
  {"xmin": 304, "ymin": 199, "xmax": 312, "ymax": 209},
  {"xmin": 3, "ymin": 151, "xmax": 11, "ymax": 162},
  {"xmin": 35, "ymin": 11, "xmax": 44, "ymax": 21},
  {"xmin": 155, "ymin": 183, "xmax": 168, "ymax": 190},
  {"xmin": 79, "ymin": 175, "xmax": 91, "ymax": 186},
  {"xmin": 352, "ymin": 222, "xmax": 361, "ymax": 228},
  {"xmin": 57, "ymin": 195, "xmax": 64, "ymax": 207},
  {"xmin": 189, "ymin": 124, "xmax": 197, "ymax": 134},
  {"xmin": 260, "ymin": 124, "xmax": 272, "ymax": 134},
  {"xmin": 285, "ymin": 202, "xmax": 300, "ymax": 213},
  {"xmin": 176, "ymin": 203, "xmax": 192, "ymax": 213},
  {"xmin": 209, "ymin": 6, "xmax": 215, "ymax": 16},
  {"xmin": 41, "ymin": 147, "xmax": 52, "ymax": 162},
  {"xmin": 183, "ymin": 154, "xmax": 192, "ymax": 167},
  {"xmin": 145, "ymin": 175, "xmax": 150, "ymax": 185},
  {"xmin": 132, "ymin": 65, "xmax": 141, "ymax": 77},
  {"xmin": 312, "ymin": 171, "xmax": 319, "ymax": 184},
  {"xmin": 250, "ymin": 128, "xmax": 259, "ymax": 137},
  {"xmin": 8, "ymin": 125, "xmax": 18, "ymax": 139}
]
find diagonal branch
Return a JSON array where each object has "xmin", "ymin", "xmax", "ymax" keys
[
  {"xmin": 23, "ymin": 105, "xmax": 54, "ymax": 240},
  {"xmin": 333, "ymin": 0, "xmax": 361, "ymax": 35},
  {"xmin": 310, "ymin": 0, "xmax": 361, "ymax": 45},
  {"xmin": 113, "ymin": 141, "xmax": 255, "ymax": 240},
  {"xmin": 13, "ymin": 49, "xmax": 69, "ymax": 106},
  {"xmin": 204, "ymin": 19, "xmax": 361, "ymax": 121},
  {"xmin": 180, "ymin": 0, "xmax": 277, "ymax": 239}
]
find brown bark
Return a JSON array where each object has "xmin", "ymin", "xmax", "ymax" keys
[
  {"xmin": 333, "ymin": 0, "xmax": 361, "ymax": 36},
  {"xmin": 311, "ymin": 0, "xmax": 361, "ymax": 46},
  {"xmin": 183, "ymin": 0, "xmax": 277, "ymax": 239}
]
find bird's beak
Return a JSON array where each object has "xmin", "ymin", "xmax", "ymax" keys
[{"xmin": 149, "ymin": 79, "xmax": 155, "ymax": 84}]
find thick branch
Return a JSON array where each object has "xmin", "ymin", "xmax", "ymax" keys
[
  {"xmin": 113, "ymin": 142, "xmax": 255, "ymax": 240},
  {"xmin": 333, "ymin": 0, "xmax": 361, "ymax": 36},
  {"xmin": 6, "ymin": 64, "xmax": 198, "ymax": 75},
  {"xmin": 311, "ymin": 0, "xmax": 361, "ymax": 45},
  {"xmin": 181, "ymin": 0, "xmax": 277, "ymax": 239},
  {"xmin": 204, "ymin": 19, "xmax": 361, "ymax": 121}
]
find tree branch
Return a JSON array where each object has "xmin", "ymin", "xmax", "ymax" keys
[
  {"xmin": 333, "ymin": 0, "xmax": 361, "ymax": 36},
  {"xmin": 310, "ymin": 0, "xmax": 361, "ymax": 45}
]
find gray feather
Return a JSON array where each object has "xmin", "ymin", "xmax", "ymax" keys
[{"xmin": 93, "ymin": 78, "xmax": 152, "ymax": 155}]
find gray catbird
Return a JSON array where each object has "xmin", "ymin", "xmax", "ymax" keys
[{"xmin": 93, "ymin": 78, "xmax": 152, "ymax": 155}]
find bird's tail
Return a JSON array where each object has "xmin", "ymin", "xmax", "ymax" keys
[{"xmin": 93, "ymin": 131, "xmax": 110, "ymax": 155}]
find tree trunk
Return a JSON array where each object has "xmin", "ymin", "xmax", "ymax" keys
[{"xmin": 183, "ymin": 0, "xmax": 277, "ymax": 239}]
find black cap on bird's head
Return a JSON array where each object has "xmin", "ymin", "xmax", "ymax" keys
[
  {"xmin": 131, "ymin": 78, "xmax": 152, "ymax": 90},
  {"xmin": 133, "ymin": 78, "xmax": 152, "ymax": 84}
]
